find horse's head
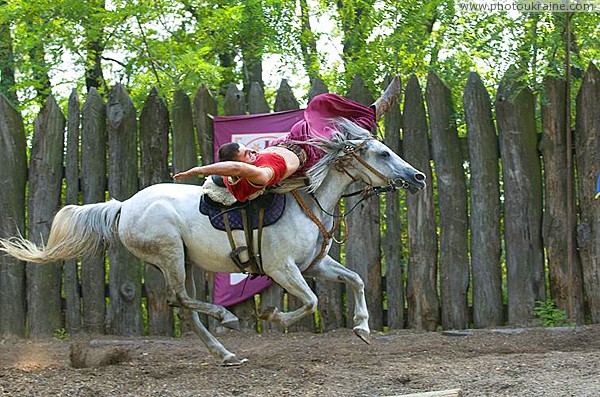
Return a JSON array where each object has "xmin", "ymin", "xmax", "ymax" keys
[
  {"xmin": 335, "ymin": 138, "xmax": 426, "ymax": 194},
  {"xmin": 306, "ymin": 118, "xmax": 426, "ymax": 194}
]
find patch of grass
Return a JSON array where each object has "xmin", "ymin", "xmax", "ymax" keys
[{"xmin": 533, "ymin": 300, "xmax": 575, "ymax": 327}]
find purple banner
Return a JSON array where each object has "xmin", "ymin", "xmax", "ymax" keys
[{"xmin": 211, "ymin": 109, "xmax": 305, "ymax": 307}]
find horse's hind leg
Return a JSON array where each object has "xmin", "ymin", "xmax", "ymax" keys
[
  {"xmin": 303, "ymin": 255, "xmax": 370, "ymax": 343},
  {"xmin": 260, "ymin": 259, "xmax": 318, "ymax": 328},
  {"xmin": 179, "ymin": 308, "xmax": 247, "ymax": 366}
]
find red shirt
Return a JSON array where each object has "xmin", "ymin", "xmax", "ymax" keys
[{"xmin": 223, "ymin": 152, "xmax": 288, "ymax": 202}]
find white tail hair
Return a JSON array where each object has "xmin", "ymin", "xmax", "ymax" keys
[{"xmin": 0, "ymin": 200, "xmax": 122, "ymax": 264}]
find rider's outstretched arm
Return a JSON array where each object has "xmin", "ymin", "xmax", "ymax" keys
[{"xmin": 173, "ymin": 162, "xmax": 274, "ymax": 186}]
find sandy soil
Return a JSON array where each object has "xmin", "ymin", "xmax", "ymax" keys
[{"xmin": 1, "ymin": 325, "xmax": 599, "ymax": 396}]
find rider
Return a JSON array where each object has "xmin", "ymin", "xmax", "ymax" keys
[{"xmin": 172, "ymin": 77, "xmax": 401, "ymax": 202}]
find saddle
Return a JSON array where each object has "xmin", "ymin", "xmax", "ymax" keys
[{"xmin": 200, "ymin": 176, "xmax": 286, "ymax": 275}]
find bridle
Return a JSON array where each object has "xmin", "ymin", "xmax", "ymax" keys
[
  {"xmin": 311, "ymin": 138, "xmax": 411, "ymax": 219},
  {"xmin": 293, "ymin": 138, "xmax": 413, "ymax": 273}
]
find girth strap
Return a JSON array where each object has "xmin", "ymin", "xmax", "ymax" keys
[{"xmin": 292, "ymin": 190, "xmax": 339, "ymax": 273}]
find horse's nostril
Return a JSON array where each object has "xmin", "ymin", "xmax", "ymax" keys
[{"xmin": 414, "ymin": 172, "xmax": 426, "ymax": 182}]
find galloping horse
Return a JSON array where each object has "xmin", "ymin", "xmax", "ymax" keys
[{"xmin": 0, "ymin": 119, "xmax": 425, "ymax": 365}]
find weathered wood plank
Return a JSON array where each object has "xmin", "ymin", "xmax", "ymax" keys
[
  {"xmin": 541, "ymin": 76, "xmax": 584, "ymax": 324},
  {"xmin": 575, "ymin": 63, "xmax": 600, "ymax": 323},
  {"xmin": 463, "ymin": 72, "xmax": 503, "ymax": 327},
  {"xmin": 106, "ymin": 84, "xmax": 142, "ymax": 335},
  {"xmin": 345, "ymin": 74, "xmax": 383, "ymax": 331},
  {"xmin": 403, "ymin": 75, "xmax": 439, "ymax": 331},
  {"xmin": 139, "ymin": 87, "xmax": 173, "ymax": 336},
  {"xmin": 0, "ymin": 93, "xmax": 27, "ymax": 337},
  {"xmin": 496, "ymin": 70, "xmax": 545, "ymax": 325},
  {"xmin": 308, "ymin": 78, "xmax": 346, "ymax": 332},
  {"xmin": 194, "ymin": 84, "xmax": 217, "ymax": 166},
  {"xmin": 81, "ymin": 87, "xmax": 107, "ymax": 333},
  {"xmin": 426, "ymin": 72, "xmax": 469, "ymax": 330},
  {"xmin": 172, "ymin": 89, "xmax": 199, "ymax": 182},
  {"xmin": 222, "ymin": 83, "xmax": 258, "ymax": 332},
  {"xmin": 64, "ymin": 89, "xmax": 82, "ymax": 334},
  {"xmin": 248, "ymin": 82, "xmax": 270, "ymax": 114},
  {"xmin": 382, "ymin": 75, "xmax": 405, "ymax": 330},
  {"xmin": 27, "ymin": 95, "xmax": 65, "ymax": 337}
]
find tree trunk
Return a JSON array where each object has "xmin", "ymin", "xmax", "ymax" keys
[
  {"xmin": 81, "ymin": 87, "xmax": 107, "ymax": 334},
  {"xmin": 382, "ymin": 75, "xmax": 405, "ymax": 330},
  {"xmin": 575, "ymin": 63, "xmax": 600, "ymax": 323},
  {"xmin": 106, "ymin": 84, "xmax": 142, "ymax": 335},
  {"xmin": 27, "ymin": 96, "xmax": 65, "ymax": 337},
  {"xmin": 0, "ymin": 7, "xmax": 17, "ymax": 105},
  {"xmin": 463, "ymin": 72, "xmax": 503, "ymax": 327},
  {"xmin": 140, "ymin": 87, "xmax": 172, "ymax": 336},
  {"xmin": 298, "ymin": 0, "xmax": 321, "ymax": 83},
  {"xmin": 426, "ymin": 72, "xmax": 469, "ymax": 330},
  {"xmin": 541, "ymin": 76, "xmax": 584, "ymax": 324},
  {"xmin": 496, "ymin": 70, "xmax": 545, "ymax": 326},
  {"xmin": 0, "ymin": 94, "xmax": 27, "ymax": 337},
  {"xmin": 345, "ymin": 74, "xmax": 383, "ymax": 331},
  {"xmin": 64, "ymin": 90, "xmax": 82, "ymax": 334}
]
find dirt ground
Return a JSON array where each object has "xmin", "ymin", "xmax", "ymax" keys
[{"xmin": 1, "ymin": 325, "xmax": 599, "ymax": 397}]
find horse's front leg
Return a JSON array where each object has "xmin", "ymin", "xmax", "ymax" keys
[
  {"xmin": 303, "ymin": 255, "xmax": 370, "ymax": 343},
  {"xmin": 260, "ymin": 259, "xmax": 318, "ymax": 328}
]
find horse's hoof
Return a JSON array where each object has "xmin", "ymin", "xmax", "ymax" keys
[
  {"xmin": 259, "ymin": 306, "xmax": 278, "ymax": 321},
  {"xmin": 354, "ymin": 328, "xmax": 370, "ymax": 344},
  {"xmin": 222, "ymin": 318, "xmax": 240, "ymax": 331},
  {"xmin": 220, "ymin": 355, "xmax": 249, "ymax": 366}
]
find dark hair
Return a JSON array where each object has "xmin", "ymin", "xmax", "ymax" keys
[{"xmin": 218, "ymin": 142, "xmax": 241, "ymax": 161}]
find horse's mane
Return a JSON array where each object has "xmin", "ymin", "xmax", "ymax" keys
[{"xmin": 304, "ymin": 118, "xmax": 373, "ymax": 193}]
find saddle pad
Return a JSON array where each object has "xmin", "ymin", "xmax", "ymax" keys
[{"xmin": 199, "ymin": 193, "xmax": 286, "ymax": 231}]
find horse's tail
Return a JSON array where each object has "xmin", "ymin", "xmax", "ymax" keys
[{"xmin": 0, "ymin": 200, "xmax": 123, "ymax": 264}]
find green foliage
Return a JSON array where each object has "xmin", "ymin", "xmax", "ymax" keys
[
  {"xmin": 533, "ymin": 300, "xmax": 575, "ymax": 327},
  {"xmin": 1, "ymin": 0, "xmax": 599, "ymax": 116},
  {"xmin": 53, "ymin": 328, "xmax": 69, "ymax": 341}
]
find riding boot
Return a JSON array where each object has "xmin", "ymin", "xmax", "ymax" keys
[{"xmin": 372, "ymin": 76, "xmax": 402, "ymax": 120}]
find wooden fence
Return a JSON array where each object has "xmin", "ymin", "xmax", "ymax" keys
[{"xmin": 1, "ymin": 64, "xmax": 599, "ymax": 338}]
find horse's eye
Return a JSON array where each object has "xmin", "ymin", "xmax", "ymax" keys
[{"xmin": 380, "ymin": 151, "xmax": 391, "ymax": 158}]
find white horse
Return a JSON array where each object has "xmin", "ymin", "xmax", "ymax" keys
[{"xmin": 0, "ymin": 119, "xmax": 425, "ymax": 365}]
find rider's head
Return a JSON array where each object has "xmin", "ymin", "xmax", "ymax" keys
[{"xmin": 218, "ymin": 142, "xmax": 257, "ymax": 163}]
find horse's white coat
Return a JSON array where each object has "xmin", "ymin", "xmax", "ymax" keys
[{"xmin": 0, "ymin": 126, "xmax": 425, "ymax": 365}]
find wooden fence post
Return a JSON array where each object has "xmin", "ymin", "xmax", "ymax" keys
[
  {"xmin": 274, "ymin": 79, "xmax": 315, "ymax": 333},
  {"xmin": 463, "ymin": 72, "xmax": 503, "ymax": 327},
  {"xmin": 81, "ymin": 87, "xmax": 107, "ymax": 333},
  {"xmin": 541, "ymin": 76, "xmax": 584, "ymax": 324},
  {"xmin": 0, "ymin": 93, "xmax": 27, "ymax": 337},
  {"xmin": 345, "ymin": 74, "xmax": 383, "ymax": 331},
  {"xmin": 222, "ymin": 83, "xmax": 258, "ymax": 332},
  {"xmin": 309, "ymin": 77, "xmax": 346, "ymax": 332},
  {"xmin": 382, "ymin": 75, "xmax": 405, "ymax": 329},
  {"xmin": 575, "ymin": 63, "xmax": 600, "ymax": 323},
  {"xmin": 248, "ymin": 81, "xmax": 270, "ymax": 114},
  {"xmin": 64, "ymin": 89, "xmax": 82, "ymax": 333},
  {"xmin": 106, "ymin": 84, "xmax": 142, "ymax": 335},
  {"xmin": 496, "ymin": 70, "xmax": 545, "ymax": 325},
  {"xmin": 426, "ymin": 72, "xmax": 469, "ymax": 330},
  {"xmin": 172, "ymin": 90, "xmax": 199, "ymax": 179},
  {"xmin": 139, "ymin": 87, "xmax": 173, "ymax": 335},
  {"xmin": 403, "ymin": 75, "xmax": 439, "ymax": 331},
  {"xmin": 194, "ymin": 84, "xmax": 217, "ymax": 166},
  {"xmin": 27, "ymin": 95, "xmax": 65, "ymax": 337},
  {"xmin": 251, "ymin": 82, "xmax": 283, "ymax": 334}
]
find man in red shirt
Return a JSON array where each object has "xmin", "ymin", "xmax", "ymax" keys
[{"xmin": 173, "ymin": 77, "xmax": 400, "ymax": 202}]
